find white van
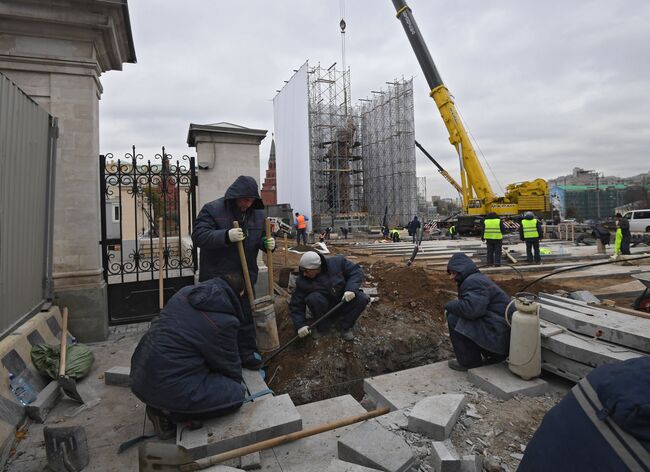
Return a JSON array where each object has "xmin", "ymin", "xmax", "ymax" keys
[{"xmin": 623, "ymin": 209, "xmax": 650, "ymax": 232}]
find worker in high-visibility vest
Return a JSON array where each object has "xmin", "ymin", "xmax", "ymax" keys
[
  {"xmin": 519, "ymin": 211, "xmax": 543, "ymax": 264},
  {"xmin": 449, "ymin": 224, "xmax": 458, "ymax": 240},
  {"xmin": 294, "ymin": 212, "xmax": 309, "ymax": 246},
  {"xmin": 389, "ymin": 228, "xmax": 401, "ymax": 243},
  {"xmin": 614, "ymin": 213, "xmax": 631, "ymax": 256},
  {"xmin": 481, "ymin": 212, "xmax": 505, "ymax": 267}
]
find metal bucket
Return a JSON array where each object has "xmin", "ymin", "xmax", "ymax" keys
[{"xmin": 254, "ymin": 302, "xmax": 280, "ymax": 352}]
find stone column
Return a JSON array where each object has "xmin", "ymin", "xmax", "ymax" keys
[
  {"xmin": 187, "ymin": 122, "xmax": 269, "ymax": 296},
  {"xmin": 0, "ymin": 0, "xmax": 136, "ymax": 341}
]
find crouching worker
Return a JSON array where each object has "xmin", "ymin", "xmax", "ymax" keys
[
  {"xmin": 290, "ymin": 251, "xmax": 370, "ymax": 342},
  {"xmin": 130, "ymin": 275, "xmax": 247, "ymax": 439},
  {"xmin": 444, "ymin": 253, "xmax": 512, "ymax": 371}
]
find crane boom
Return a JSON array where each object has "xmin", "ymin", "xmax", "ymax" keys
[{"xmin": 415, "ymin": 140, "xmax": 463, "ymax": 196}]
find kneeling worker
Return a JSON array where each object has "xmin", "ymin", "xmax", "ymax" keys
[
  {"xmin": 130, "ymin": 275, "xmax": 248, "ymax": 439},
  {"xmin": 444, "ymin": 253, "xmax": 512, "ymax": 371},
  {"xmin": 290, "ymin": 251, "xmax": 369, "ymax": 341}
]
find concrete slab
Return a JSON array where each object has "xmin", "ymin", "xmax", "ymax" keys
[
  {"xmin": 430, "ymin": 440, "xmax": 460, "ymax": 472},
  {"xmin": 177, "ymin": 394, "xmax": 302, "ymax": 459},
  {"xmin": 569, "ymin": 291, "xmax": 601, "ymax": 304},
  {"xmin": 272, "ymin": 394, "xmax": 367, "ymax": 472},
  {"xmin": 326, "ymin": 459, "xmax": 383, "ymax": 471},
  {"xmin": 25, "ymin": 380, "xmax": 60, "ymax": 423},
  {"xmin": 203, "ymin": 467, "xmax": 246, "ymax": 472},
  {"xmin": 541, "ymin": 349, "xmax": 592, "ymax": 382},
  {"xmin": 239, "ymin": 452, "xmax": 261, "ymax": 470},
  {"xmin": 373, "ymin": 410, "xmax": 408, "ymax": 432},
  {"xmin": 104, "ymin": 366, "xmax": 131, "ymax": 387},
  {"xmin": 242, "ymin": 368, "xmax": 269, "ymax": 396},
  {"xmin": 459, "ymin": 455, "xmax": 482, "ymax": 472},
  {"xmin": 407, "ymin": 394, "xmax": 466, "ymax": 440},
  {"xmin": 337, "ymin": 421, "xmax": 415, "ymax": 472},
  {"xmin": 363, "ymin": 361, "xmax": 469, "ymax": 410},
  {"xmin": 467, "ymin": 363, "xmax": 548, "ymax": 400}
]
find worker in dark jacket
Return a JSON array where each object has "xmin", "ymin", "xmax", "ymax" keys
[
  {"xmin": 591, "ymin": 224, "xmax": 611, "ymax": 254},
  {"xmin": 444, "ymin": 253, "xmax": 512, "ymax": 371},
  {"xmin": 519, "ymin": 357, "xmax": 650, "ymax": 471},
  {"xmin": 130, "ymin": 276, "xmax": 247, "ymax": 439},
  {"xmin": 482, "ymin": 212, "xmax": 506, "ymax": 267},
  {"xmin": 408, "ymin": 216, "xmax": 421, "ymax": 243},
  {"xmin": 289, "ymin": 251, "xmax": 369, "ymax": 342},
  {"xmin": 191, "ymin": 176, "xmax": 275, "ymax": 369},
  {"xmin": 519, "ymin": 211, "xmax": 543, "ymax": 264},
  {"xmin": 615, "ymin": 213, "xmax": 631, "ymax": 255}
]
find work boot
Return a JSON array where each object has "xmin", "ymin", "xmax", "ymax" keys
[
  {"xmin": 340, "ymin": 328, "xmax": 354, "ymax": 342},
  {"xmin": 146, "ymin": 405, "xmax": 177, "ymax": 440},
  {"xmin": 447, "ymin": 359, "xmax": 468, "ymax": 371},
  {"xmin": 482, "ymin": 355, "xmax": 507, "ymax": 367},
  {"xmin": 241, "ymin": 352, "xmax": 263, "ymax": 370}
]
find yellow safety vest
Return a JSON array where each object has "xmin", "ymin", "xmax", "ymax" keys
[
  {"xmin": 521, "ymin": 219, "xmax": 539, "ymax": 239},
  {"xmin": 483, "ymin": 218, "xmax": 503, "ymax": 240}
]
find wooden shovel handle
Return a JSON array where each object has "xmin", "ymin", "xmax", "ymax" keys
[
  {"xmin": 265, "ymin": 218, "xmax": 274, "ymax": 300},
  {"xmin": 59, "ymin": 307, "xmax": 68, "ymax": 377},
  {"xmin": 233, "ymin": 221, "xmax": 255, "ymax": 306}
]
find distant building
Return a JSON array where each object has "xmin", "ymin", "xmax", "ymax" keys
[
  {"xmin": 548, "ymin": 167, "xmax": 622, "ymax": 188},
  {"xmin": 261, "ymin": 138, "xmax": 277, "ymax": 206}
]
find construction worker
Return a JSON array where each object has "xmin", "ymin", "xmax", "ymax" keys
[
  {"xmin": 444, "ymin": 253, "xmax": 512, "ymax": 371},
  {"xmin": 449, "ymin": 224, "xmax": 458, "ymax": 240},
  {"xmin": 614, "ymin": 213, "xmax": 631, "ymax": 256},
  {"xmin": 482, "ymin": 212, "xmax": 506, "ymax": 267},
  {"xmin": 408, "ymin": 215, "xmax": 421, "ymax": 243},
  {"xmin": 130, "ymin": 275, "xmax": 248, "ymax": 439},
  {"xmin": 295, "ymin": 212, "xmax": 308, "ymax": 246},
  {"xmin": 519, "ymin": 211, "xmax": 543, "ymax": 264},
  {"xmin": 389, "ymin": 228, "xmax": 401, "ymax": 243},
  {"xmin": 192, "ymin": 175, "xmax": 275, "ymax": 369},
  {"xmin": 381, "ymin": 225, "xmax": 390, "ymax": 240},
  {"xmin": 290, "ymin": 251, "xmax": 369, "ymax": 342},
  {"xmin": 591, "ymin": 223, "xmax": 611, "ymax": 254}
]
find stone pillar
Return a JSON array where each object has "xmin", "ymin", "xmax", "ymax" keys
[
  {"xmin": 0, "ymin": 1, "xmax": 136, "ymax": 341},
  {"xmin": 187, "ymin": 122, "xmax": 269, "ymax": 296}
]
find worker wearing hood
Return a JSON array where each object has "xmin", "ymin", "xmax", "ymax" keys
[
  {"xmin": 192, "ymin": 175, "xmax": 275, "ymax": 369},
  {"xmin": 444, "ymin": 253, "xmax": 512, "ymax": 371}
]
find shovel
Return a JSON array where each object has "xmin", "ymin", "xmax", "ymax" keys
[{"xmin": 58, "ymin": 308, "xmax": 84, "ymax": 403}]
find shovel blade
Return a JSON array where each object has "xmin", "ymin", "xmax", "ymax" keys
[
  {"xmin": 58, "ymin": 376, "xmax": 84, "ymax": 403},
  {"xmin": 139, "ymin": 441, "xmax": 193, "ymax": 471}
]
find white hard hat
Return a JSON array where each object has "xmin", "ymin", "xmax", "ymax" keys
[{"xmin": 299, "ymin": 251, "xmax": 322, "ymax": 269}]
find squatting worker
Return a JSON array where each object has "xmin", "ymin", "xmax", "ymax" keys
[
  {"xmin": 130, "ymin": 275, "xmax": 248, "ymax": 439},
  {"xmin": 192, "ymin": 175, "xmax": 275, "ymax": 369},
  {"xmin": 444, "ymin": 253, "xmax": 512, "ymax": 371},
  {"xmin": 289, "ymin": 251, "xmax": 369, "ymax": 342}
]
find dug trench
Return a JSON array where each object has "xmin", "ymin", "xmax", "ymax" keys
[{"xmin": 264, "ymin": 260, "xmax": 563, "ymax": 406}]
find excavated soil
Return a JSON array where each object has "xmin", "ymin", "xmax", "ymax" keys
[{"xmin": 265, "ymin": 259, "xmax": 563, "ymax": 405}]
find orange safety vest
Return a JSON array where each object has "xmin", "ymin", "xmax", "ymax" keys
[{"xmin": 296, "ymin": 214, "xmax": 306, "ymax": 229}]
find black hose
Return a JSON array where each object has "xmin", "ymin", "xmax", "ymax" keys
[{"xmin": 519, "ymin": 254, "xmax": 650, "ymax": 292}]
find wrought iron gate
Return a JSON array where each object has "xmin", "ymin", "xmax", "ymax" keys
[{"xmin": 99, "ymin": 147, "xmax": 197, "ymax": 324}]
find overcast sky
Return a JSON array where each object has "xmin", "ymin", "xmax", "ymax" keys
[{"xmin": 100, "ymin": 0, "xmax": 650, "ymax": 199}]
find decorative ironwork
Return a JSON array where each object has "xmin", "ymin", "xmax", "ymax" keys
[{"xmin": 99, "ymin": 146, "xmax": 198, "ymax": 324}]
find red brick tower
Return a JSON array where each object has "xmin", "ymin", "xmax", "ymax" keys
[{"xmin": 261, "ymin": 138, "xmax": 277, "ymax": 206}]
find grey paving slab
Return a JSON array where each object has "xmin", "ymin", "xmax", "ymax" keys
[
  {"xmin": 539, "ymin": 298, "xmax": 650, "ymax": 353},
  {"xmin": 467, "ymin": 363, "xmax": 548, "ymax": 400},
  {"xmin": 242, "ymin": 368, "xmax": 269, "ymax": 396},
  {"xmin": 273, "ymin": 394, "xmax": 367, "ymax": 472},
  {"xmin": 326, "ymin": 458, "xmax": 383, "ymax": 471},
  {"xmin": 459, "ymin": 455, "xmax": 482, "ymax": 472},
  {"xmin": 25, "ymin": 380, "xmax": 60, "ymax": 423},
  {"xmin": 540, "ymin": 321, "xmax": 644, "ymax": 367},
  {"xmin": 104, "ymin": 366, "xmax": 131, "ymax": 387},
  {"xmin": 373, "ymin": 410, "xmax": 408, "ymax": 432},
  {"xmin": 203, "ymin": 467, "xmax": 246, "ymax": 472},
  {"xmin": 239, "ymin": 451, "xmax": 261, "ymax": 470},
  {"xmin": 406, "ymin": 394, "xmax": 466, "ymax": 440},
  {"xmin": 177, "ymin": 394, "xmax": 302, "ymax": 459},
  {"xmin": 363, "ymin": 361, "xmax": 469, "ymax": 410},
  {"xmin": 569, "ymin": 290, "xmax": 601, "ymax": 304},
  {"xmin": 541, "ymin": 348, "xmax": 592, "ymax": 382},
  {"xmin": 337, "ymin": 421, "xmax": 415, "ymax": 472},
  {"xmin": 430, "ymin": 440, "xmax": 460, "ymax": 472}
]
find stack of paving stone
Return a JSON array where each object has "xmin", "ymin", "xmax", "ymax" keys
[{"xmin": 537, "ymin": 292, "xmax": 649, "ymax": 382}]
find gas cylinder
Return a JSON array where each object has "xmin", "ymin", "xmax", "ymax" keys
[{"xmin": 508, "ymin": 293, "xmax": 541, "ymax": 380}]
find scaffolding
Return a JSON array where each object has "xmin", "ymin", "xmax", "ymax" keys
[
  {"xmin": 359, "ymin": 79, "xmax": 417, "ymax": 227},
  {"xmin": 308, "ymin": 63, "xmax": 366, "ymax": 231}
]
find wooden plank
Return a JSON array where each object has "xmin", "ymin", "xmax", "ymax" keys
[{"xmin": 539, "ymin": 303, "xmax": 650, "ymax": 353}]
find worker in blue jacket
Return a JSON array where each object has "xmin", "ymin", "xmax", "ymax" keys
[
  {"xmin": 130, "ymin": 276, "xmax": 247, "ymax": 439},
  {"xmin": 289, "ymin": 251, "xmax": 369, "ymax": 342},
  {"xmin": 444, "ymin": 253, "xmax": 512, "ymax": 371},
  {"xmin": 192, "ymin": 175, "xmax": 275, "ymax": 369}
]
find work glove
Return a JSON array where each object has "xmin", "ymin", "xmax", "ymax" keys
[
  {"xmin": 297, "ymin": 326, "xmax": 310, "ymax": 338},
  {"xmin": 263, "ymin": 237, "xmax": 276, "ymax": 251},
  {"xmin": 342, "ymin": 291, "xmax": 356, "ymax": 302},
  {"xmin": 228, "ymin": 228, "xmax": 245, "ymax": 243}
]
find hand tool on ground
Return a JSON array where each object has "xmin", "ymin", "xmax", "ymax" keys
[
  {"xmin": 58, "ymin": 308, "xmax": 84, "ymax": 403},
  {"xmin": 262, "ymin": 301, "xmax": 346, "ymax": 366},
  {"xmin": 179, "ymin": 406, "xmax": 390, "ymax": 471}
]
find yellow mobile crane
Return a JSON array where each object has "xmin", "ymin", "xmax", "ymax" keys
[{"xmin": 391, "ymin": 0, "xmax": 550, "ymax": 225}]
